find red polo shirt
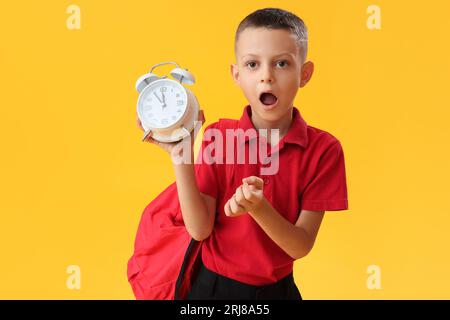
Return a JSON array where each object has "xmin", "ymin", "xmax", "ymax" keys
[{"xmin": 194, "ymin": 104, "xmax": 348, "ymax": 286}]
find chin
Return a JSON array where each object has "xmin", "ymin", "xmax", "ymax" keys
[{"xmin": 254, "ymin": 101, "xmax": 290, "ymax": 119}]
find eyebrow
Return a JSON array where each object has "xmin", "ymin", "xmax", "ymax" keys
[{"xmin": 241, "ymin": 52, "xmax": 294, "ymax": 59}]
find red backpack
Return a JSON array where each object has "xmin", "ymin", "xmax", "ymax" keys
[{"xmin": 127, "ymin": 118, "xmax": 238, "ymax": 300}]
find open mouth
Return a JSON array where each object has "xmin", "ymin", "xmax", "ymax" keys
[{"xmin": 259, "ymin": 91, "xmax": 278, "ymax": 108}]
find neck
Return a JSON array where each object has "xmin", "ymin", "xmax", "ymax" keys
[{"xmin": 250, "ymin": 107, "xmax": 294, "ymax": 142}]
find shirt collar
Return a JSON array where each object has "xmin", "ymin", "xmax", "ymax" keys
[{"xmin": 237, "ymin": 104, "xmax": 309, "ymax": 148}]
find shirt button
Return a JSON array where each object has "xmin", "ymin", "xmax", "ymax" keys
[{"xmin": 263, "ymin": 178, "xmax": 270, "ymax": 185}]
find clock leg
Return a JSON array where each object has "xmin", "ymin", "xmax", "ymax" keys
[{"xmin": 142, "ymin": 129, "xmax": 153, "ymax": 142}]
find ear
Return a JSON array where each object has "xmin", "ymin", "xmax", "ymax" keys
[
  {"xmin": 299, "ymin": 61, "xmax": 314, "ymax": 88},
  {"xmin": 230, "ymin": 63, "xmax": 240, "ymax": 85}
]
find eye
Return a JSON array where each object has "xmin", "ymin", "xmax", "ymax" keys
[
  {"xmin": 246, "ymin": 61, "xmax": 258, "ymax": 69},
  {"xmin": 276, "ymin": 60, "xmax": 289, "ymax": 68}
]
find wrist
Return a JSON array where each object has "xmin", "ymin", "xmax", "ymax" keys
[
  {"xmin": 172, "ymin": 160, "xmax": 196, "ymax": 184},
  {"xmin": 249, "ymin": 196, "xmax": 268, "ymax": 217},
  {"xmin": 170, "ymin": 145, "xmax": 195, "ymax": 165}
]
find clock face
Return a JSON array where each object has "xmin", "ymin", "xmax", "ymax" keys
[{"xmin": 137, "ymin": 79, "xmax": 188, "ymax": 129}]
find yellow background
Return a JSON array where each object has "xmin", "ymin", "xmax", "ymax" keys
[{"xmin": 1, "ymin": 0, "xmax": 449, "ymax": 299}]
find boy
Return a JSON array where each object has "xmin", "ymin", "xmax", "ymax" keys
[{"xmin": 137, "ymin": 8, "xmax": 348, "ymax": 299}]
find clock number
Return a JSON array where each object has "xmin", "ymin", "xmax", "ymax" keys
[
  {"xmin": 161, "ymin": 119, "xmax": 168, "ymax": 125},
  {"xmin": 160, "ymin": 87, "xmax": 167, "ymax": 93},
  {"xmin": 177, "ymin": 100, "xmax": 184, "ymax": 106}
]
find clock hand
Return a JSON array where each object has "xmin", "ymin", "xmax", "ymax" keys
[
  {"xmin": 162, "ymin": 92, "xmax": 167, "ymax": 109},
  {"xmin": 153, "ymin": 92, "xmax": 163, "ymax": 104}
]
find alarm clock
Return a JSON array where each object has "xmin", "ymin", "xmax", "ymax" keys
[{"xmin": 135, "ymin": 61, "xmax": 200, "ymax": 143}]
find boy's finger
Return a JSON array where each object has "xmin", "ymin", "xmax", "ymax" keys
[
  {"xmin": 242, "ymin": 183, "xmax": 255, "ymax": 203},
  {"xmin": 137, "ymin": 119, "xmax": 144, "ymax": 131},
  {"xmin": 235, "ymin": 186, "xmax": 245, "ymax": 203},
  {"xmin": 224, "ymin": 201, "xmax": 231, "ymax": 216},
  {"xmin": 242, "ymin": 176, "xmax": 258, "ymax": 184},
  {"xmin": 228, "ymin": 197, "xmax": 238, "ymax": 213},
  {"xmin": 229, "ymin": 195, "xmax": 244, "ymax": 214},
  {"xmin": 145, "ymin": 135, "xmax": 158, "ymax": 146},
  {"xmin": 198, "ymin": 109, "xmax": 205, "ymax": 123},
  {"xmin": 242, "ymin": 176, "xmax": 264, "ymax": 189}
]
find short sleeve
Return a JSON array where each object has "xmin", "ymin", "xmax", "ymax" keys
[
  {"xmin": 194, "ymin": 123, "xmax": 219, "ymax": 199},
  {"xmin": 301, "ymin": 140, "xmax": 348, "ymax": 211}
]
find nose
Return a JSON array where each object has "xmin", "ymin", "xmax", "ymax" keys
[{"xmin": 260, "ymin": 65, "xmax": 274, "ymax": 83}]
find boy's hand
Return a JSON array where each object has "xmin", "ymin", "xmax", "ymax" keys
[
  {"xmin": 137, "ymin": 110, "xmax": 205, "ymax": 163},
  {"xmin": 224, "ymin": 176, "xmax": 265, "ymax": 217}
]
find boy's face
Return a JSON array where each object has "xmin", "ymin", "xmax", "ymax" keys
[{"xmin": 231, "ymin": 27, "xmax": 314, "ymax": 123}]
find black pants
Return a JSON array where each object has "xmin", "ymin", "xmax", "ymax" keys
[{"xmin": 186, "ymin": 260, "xmax": 302, "ymax": 300}]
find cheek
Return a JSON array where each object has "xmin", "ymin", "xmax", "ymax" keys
[
  {"xmin": 240, "ymin": 79, "xmax": 258, "ymax": 98},
  {"xmin": 279, "ymin": 78, "xmax": 300, "ymax": 99},
  {"xmin": 284, "ymin": 73, "xmax": 301, "ymax": 92},
  {"xmin": 241, "ymin": 72, "xmax": 256, "ymax": 86}
]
